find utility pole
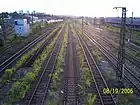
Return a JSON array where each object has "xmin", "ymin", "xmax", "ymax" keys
[
  {"xmin": 130, "ymin": 12, "xmax": 133, "ymax": 42},
  {"xmin": 2, "ymin": 13, "xmax": 6, "ymax": 39},
  {"xmin": 31, "ymin": 12, "xmax": 33, "ymax": 26},
  {"xmin": 75, "ymin": 16, "xmax": 76, "ymax": 24},
  {"xmin": 82, "ymin": 16, "xmax": 83, "ymax": 36},
  {"xmin": 52, "ymin": 14, "xmax": 53, "ymax": 20},
  {"xmin": 93, "ymin": 17, "xmax": 96, "ymax": 26},
  {"xmin": 114, "ymin": 7, "xmax": 126, "ymax": 81}
]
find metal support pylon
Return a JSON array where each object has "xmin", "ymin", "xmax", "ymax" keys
[{"xmin": 117, "ymin": 7, "xmax": 126, "ymax": 81}]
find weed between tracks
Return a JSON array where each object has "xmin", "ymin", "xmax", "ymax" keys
[
  {"xmin": 45, "ymin": 24, "xmax": 68, "ymax": 104},
  {"xmin": 79, "ymin": 24, "xmax": 117, "ymax": 83},
  {"xmin": 71, "ymin": 24, "xmax": 96, "ymax": 105},
  {"xmin": 76, "ymin": 39, "xmax": 96, "ymax": 105},
  {"xmin": 0, "ymin": 22, "xmax": 57, "ymax": 63},
  {"xmin": 0, "ymin": 24, "xmax": 63, "ymax": 84},
  {"xmin": 1, "ymin": 24, "xmax": 65, "ymax": 104},
  {"xmin": 78, "ymin": 23, "xmax": 140, "ymax": 105}
]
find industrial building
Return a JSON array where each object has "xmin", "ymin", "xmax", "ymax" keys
[{"xmin": 14, "ymin": 19, "xmax": 30, "ymax": 36}]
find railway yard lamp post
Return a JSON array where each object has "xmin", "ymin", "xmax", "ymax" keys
[
  {"xmin": 130, "ymin": 12, "xmax": 133, "ymax": 42},
  {"xmin": 113, "ymin": 7, "xmax": 126, "ymax": 81}
]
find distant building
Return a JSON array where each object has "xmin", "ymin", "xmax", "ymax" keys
[
  {"xmin": 4, "ymin": 16, "xmax": 12, "ymax": 23},
  {"xmin": 14, "ymin": 19, "xmax": 30, "ymax": 36},
  {"xmin": 104, "ymin": 17, "xmax": 140, "ymax": 28},
  {"xmin": 23, "ymin": 15, "xmax": 39, "ymax": 24}
]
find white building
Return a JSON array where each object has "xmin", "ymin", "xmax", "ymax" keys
[{"xmin": 14, "ymin": 19, "xmax": 30, "ymax": 36}]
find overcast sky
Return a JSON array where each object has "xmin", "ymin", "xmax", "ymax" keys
[{"xmin": 0, "ymin": 0, "xmax": 139, "ymax": 17}]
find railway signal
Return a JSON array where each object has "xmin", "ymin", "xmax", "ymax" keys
[{"xmin": 113, "ymin": 7, "xmax": 126, "ymax": 81}]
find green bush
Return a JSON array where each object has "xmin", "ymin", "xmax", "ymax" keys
[
  {"xmin": 2, "ymin": 68, "xmax": 15, "ymax": 82},
  {"xmin": 23, "ymin": 72, "xmax": 35, "ymax": 84},
  {"xmin": 9, "ymin": 81, "xmax": 29, "ymax": 103},
  {"xmin": 48, "ymin": 24, "xmax": 68, "ymax": 104},
  {"xmin": 135, "ymin": 52, "xmax": 140, "ymax": 57},
  {"xmin": 70, "ymin": 23, "xmax": 96, "ymax": 104},
  {"xmin": 5, "ymin": 24, "xmax": 64, "ymax": 104},
  {"xmin": 86, "ymin": 94, "xmax": 96, "ymax": 105}
]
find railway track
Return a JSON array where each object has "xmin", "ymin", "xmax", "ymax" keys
[
  {"xmin": 25, "ymin": 24, "xmax": 65, "ymax": 105},
  {"xmin": 61, "ymin": 27, "xmax": 80, "ymax": 105},
  {"xmin": 0, "ymin": 24, "xmax": 64, "ymax": 104},
  {"xmin": 75, "ymin": 28, "xmax": 117, "ymax": 105},
  {"xmin": 92, "ymin": 25, "xmax": 140, "ymax": 51},
  {"xmin": 0, "ymin": 23, "xmax": 62, "ymax": 73},
  {"xmin": 0, "ymin": 26, "xmax": 53, "ymax": 59},
  {"xmin": 0, "ymin": 44, "xmax": 12, "ymax": 55},
  {"xmin": 84, "ymin": 25, "xmax": 140, "ymax": 68},
  {"xmin": 22, "ymin": 25, "xmax": 62, "ymax": 67},
  {"xmin": 86, "ymin": 28, "xmax": 140, "ymax": 69},
  {"xmin": 79, "ymin": 27, "xmax": 140, "ymax": 95},
  {"xmin": 95, "ymin": 26, "xmax": 140, "ymax": 52}
]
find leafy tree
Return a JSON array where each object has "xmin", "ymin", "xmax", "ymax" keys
[
  {"xmin": 9, "ymin": 11, "xmax": 19, "ymax": 18},
  {"xmin": 0, "ymin": 12, "xmax": 9, "ymax": 18}
]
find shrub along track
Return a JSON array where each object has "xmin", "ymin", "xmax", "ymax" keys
[
  {"xmin": 23, "ymin": 23, "xmax": 66, "ymax": 105},
  {"xmin": 44, "ymin": 23, "xmax": 68, "ymax": 105},
  {"xmin": 74, "ymin": 25, "xmax": 117, "ymax": 105},
  {"xmin": 75, "ymin": 24, "xmax": 140, "ymax": 96},
  {"xmin": 0, "ymin": 24, "xmax": 63, "ymax": 84},
  {"xmin": 0, "ymin": 22, "xmax": 61, "ymax": 72},
  {"xmin": 0, "ymin": 22, "xmax": 58, "ymax": 61},
  {"xmin": 59, "ymin": 24, "xmax": 80, "ymax": 105},
  {"xmin": 22, "ymin": 25, "xmax": 62, "ymax": 68},
  {"xmin": 70, "ymin": 23, "xmax": 97, "ymax": 105},
  {"xmin": 0, "ymin": 24, "xmax": 65, "ymax": 104}
]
